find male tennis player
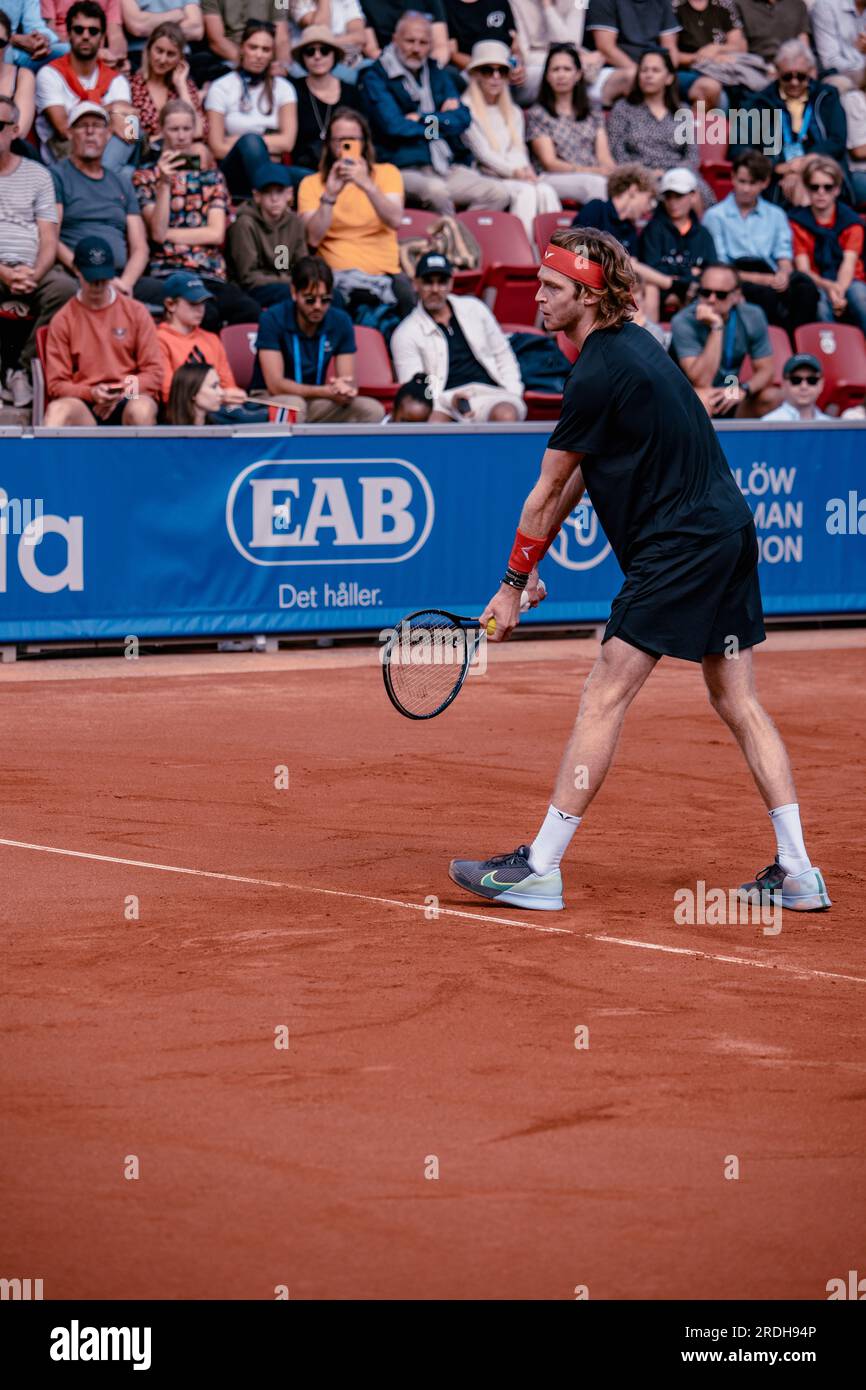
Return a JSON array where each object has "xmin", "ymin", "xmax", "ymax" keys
[{"xmin": 449, "ymin": 228, "xmax": 830, "ymax": 913}]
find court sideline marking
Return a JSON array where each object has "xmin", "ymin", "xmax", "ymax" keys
[{"xmin": 2, "ymin": 836, "xmax": 863, "ymax": 984}]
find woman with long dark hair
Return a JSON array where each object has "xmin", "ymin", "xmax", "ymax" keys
[
  {"xmin": 166, "ymin": 362, "xmax": 225, "ymax": 425},
  {"xmin": 298, "ymin": 106, "xmax": 414, "ymax": 317},
  {"xmin": 205, "ymin": 21, "xmax": 299, "ymax": 197},
  {"xmin": 130, "ymin": 22, "xmax": 207, "ymax": 149},
  {"xmin": 608, "ymin": 47, "xmax": 713, "ymax": 207},
  {"xmin": 292, "ymin": 25, "xmax": 363, "ymax": 172},
  {"xmin": 525, "ymin": 44, "xmax": 613, "ymax": 205}
]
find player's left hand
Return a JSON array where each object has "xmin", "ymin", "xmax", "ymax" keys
[
  {"xmin": 524, "ymin": 565, "xmax": 547, "ymax": 607},
  {"xmin": 480, "ymin": 583, "xmax": 522, "ymax": 643}
]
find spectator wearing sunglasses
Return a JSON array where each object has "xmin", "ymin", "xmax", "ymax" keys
[
  {"xmin": 526, "ymin": 43, "xmax": 613, "ymax": 205},
  {"xmin": 763, "ymin": 353, "xmax": 829, "ymax": 422},
  {"xmin": 461, "ymin": 41, "xmax": 560, "ymax": 239},
  {"xmin": 292, "ymin": 25, "xmax": 363, "ymax": 171},
  {"xmin": 43, "ymin": 0, "xmax": 127, "ymax": 69},
  {"xmin": 733, "ymin": 40, "xmax": 849, "ymax": 207},
  {"xmin": 1, "ymin": 0, "xmax": 64, "ymax": 72},
  {"xmin": 252, "ymin": 253, "xmax": 385, "ymax": 421},
  {"xmin": 671, "ymin": 262, "xmax": 779, "ymax": 418},
  {"xmin": 789, "ymin": 155, "xmax": 866, "ymax": 336},
  {"xmin": 35, "ymin": 1, "xmax": 133, "ymax": 166}
]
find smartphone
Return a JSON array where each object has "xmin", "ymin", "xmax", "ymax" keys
[
  {"xmin": 178, "ymin": 154, "xmax": 201, "ymax": 171},
  {"xmin": 101, "ymin": 381, "xmax": 125, "ymax": 397},
  {"xmin": 340, "ymin": 138, "xmax": 362, "ymax": 160},
  {"xmin": 454, "ymin": 396, "xmax": 472, "ymax": 416}
]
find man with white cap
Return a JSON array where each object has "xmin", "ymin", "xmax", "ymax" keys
[
  {"xmin": 638, "ymin": 165, "xmax": 717, "ymax": 318},
  {"xmin": 391, "ymin": 250, "xmax": 526, "ymax": 422},
  {"xmin": 35, "ymin": 0, "xmax": 131, "ymax": 165}
]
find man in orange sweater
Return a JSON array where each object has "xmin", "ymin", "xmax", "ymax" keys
[
  {"xmin": 155, "ymin": 272, "xmax": 246, "ymax": 405},
  {"xmin": 44, "ymin": 235, "xmax": 162, "ymax": 426}
]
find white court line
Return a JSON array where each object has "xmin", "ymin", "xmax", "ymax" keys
[
  {"xmin": 0, "ymin": 837, "xmax": 572, "ymax": 937},
  {"xmin": 589, "ymin": 935, "xmax": 866, "ymax": 986},
  {"xmin": 1, "ymin": 837, "xmax": 862, "ymax": 982}
]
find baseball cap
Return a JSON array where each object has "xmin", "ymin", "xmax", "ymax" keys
[
  {"xmin": 783, "ymin": 353, "xmax": 822, "ymax": 378},
  {"xmin": 251, "ymin": 164, "xmax": 293, "ymax": 191},
  {"xmin": 72, "ymin": 235, "xmax": 116, "ymax": 281},
  {"xmin": 659, "ymin": 167, "xmax": 698, "ymax": 195},
  {"xmin": 415, "ymin": 251, "xmax": 452, "ymax": 279},
  {"xmin": 68, "ymin": 100, "xmax": 109, "ymax": 127},
  {"xmin": 161, "ymin": 272, "xmax": 214, "ymax": 303}
]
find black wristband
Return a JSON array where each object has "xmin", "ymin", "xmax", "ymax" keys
[{"xmin": 502, "ymin": 567, "xmax": 528, "ymax": 591}]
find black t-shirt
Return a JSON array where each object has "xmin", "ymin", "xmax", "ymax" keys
[
  {"xmin": 293, "ymin": 79, "xmax": 363, "ymax": 172},
  {"xmin": 548, "ymin": 322, "xmax": 752, "ymax": 568},
  {"xmin": 444, "ymin": 0, "xmax": 516, "ymax": 56},
  {"xmin": 676, "ymin": 0, "xmax": 734, "ymax": 55},
  {"xmin": 362, "ymin": 0, "xmax": 447, "ymax": 47},
  {"xmin": 439, "ymin": 313, "xmax": 496, "ymax": 389}
]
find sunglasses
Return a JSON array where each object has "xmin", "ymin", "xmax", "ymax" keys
[
  {"xmin": 789, "ymin": 373, "xmax": 820, "ymax": 385},
  {"xmin": 477, "ymin": 65, "xmax": 510, "ymax": 77},
  {"xmin": 780, "ymin": 71, "xmax": 809, "ymax": 82},
  {"xmin": 698, "ymin": 286, "xmax": 735, "ymax": 300},
  {"xmin": 301, "ymin": 44, "xmax": 335, "ymax": 58},
  {"xmin": 0, "ymin": 117, "xmax": 16, "ymax": 130},
  {"xmin": 70, "ymin": 22, "xmax": 103, "ymax": 34},
  {"xmin": 807, "ymin": 181, "xmax": 837, "ymax": 192},
  {"xmin": 300, "ymin": 293, "xmax": 332, "ymax": 304}
]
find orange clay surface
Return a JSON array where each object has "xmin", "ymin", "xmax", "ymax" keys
[{"xmin": 1, "ymin": 630, "xmax": 864, "ymax": 1301}]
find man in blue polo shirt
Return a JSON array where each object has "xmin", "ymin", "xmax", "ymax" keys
[
  {"xmin": 253, "ymin": 255, "xmax": 384, "ymax": 422},
  {"xmin": 702, "ymin": 151, "xmax": 820, "ymax": 334},
  {"xmin": 671, "ymin": 261, "xmax": 779, "ymax": 418}
]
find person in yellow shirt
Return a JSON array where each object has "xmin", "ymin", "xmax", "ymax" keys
[{"xmin": 297, "ymin": 107, "xmax": 416, "ymax": 318}]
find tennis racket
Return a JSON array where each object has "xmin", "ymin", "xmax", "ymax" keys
[{"xmin": 382, "ymin": 582, "xmax": 545, "ymax": 720}]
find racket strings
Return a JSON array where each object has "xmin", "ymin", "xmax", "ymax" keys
[{"xmin": 384, "ymin": 612, "xmax": 476, "ymax": 718}]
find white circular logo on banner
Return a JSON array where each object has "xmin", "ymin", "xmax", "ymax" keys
[{"xmin": 548, "ymin": 501, "xmax": 611, "ymax": 572}]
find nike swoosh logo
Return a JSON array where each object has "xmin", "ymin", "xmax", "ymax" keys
[{"xmin": 481, "ymin": 871, "xmax": 525, "ymax": 888}]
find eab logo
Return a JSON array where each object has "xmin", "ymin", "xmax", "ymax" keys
[
  {"xmin": 548, "ymin": 500, "xmax": 611, "ymax": 572},
  {"xmin": 226, "ymin": 459, "xmax": 434, "ymax": 566}
]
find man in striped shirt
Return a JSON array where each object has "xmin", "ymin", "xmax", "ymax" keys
[{"xmin": 0, "ymin": 93, "xmax": 72, "ymax": 406}]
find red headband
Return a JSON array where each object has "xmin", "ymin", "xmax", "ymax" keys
[{"xmin": 542, "ymin": 243, "xmax": 605, "ymax": 290}]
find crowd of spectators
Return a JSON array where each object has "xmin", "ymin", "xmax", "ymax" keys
[{"xmin": 0, "ymin": 0, "xmax": 864, "ymax": 422}]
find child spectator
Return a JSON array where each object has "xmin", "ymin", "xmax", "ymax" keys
[
  {"xmin": 155, "ymin": 270, "xmax": 246, "ymax": 402},
  {"xmin": 226, "ymin": 164, "xmax": 308, "ymax": 310},
  {"xmin": 763, "ymin": 353, "xmax": 830, "ymax": 422},
  {"xmin": 166, "ymin": 361, "xmax": 227, "ymax": 423},
  {"xmin": 639, "ymin": 166, "xmax": 716, "ymax": 318}
]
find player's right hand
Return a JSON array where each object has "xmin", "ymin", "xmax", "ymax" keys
[{"xmin": 479, "ymin": 583, "xmax": 523, "ymax": 643}]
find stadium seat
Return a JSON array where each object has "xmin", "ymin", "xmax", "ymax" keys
[
  {"xmin": 793, "ymin": 322, "xmax": 866, "ymax": 411},
  {"xmin": 31, "ymin": 324, "xmax": 49, "ymax": 426},
  {"xmin": 738, "ymin": 324, "xmax": 792, "ymax": 388},
  {"xmin": 700, "ymin": 160, "xmax": 733, "ymax": 201},
  {"xmin": 327, "ymin": 324, "xmax": 398, "ymax": 407},
  {"xmin": 501, "ymin": 322, "xmax": 564, "ymax": 420},
  {"xmin": 533, "ymin": 210, "xmax": 576, "ymax": 258},
  {"xmin": 220, "ymin": 323, "xmax": 259, "ymax": 391},
  {"xmin": 397, "ymin": 208, "xmax": 439, "ymax": 240},
  {"xmin": 457, "ymin": 209, "xmax": 539, "ymax": 324}
]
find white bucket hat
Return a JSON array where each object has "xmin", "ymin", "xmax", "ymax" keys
[{"xmin": 466, "ymin": 40, "xmax": 512, "ymax": 73}]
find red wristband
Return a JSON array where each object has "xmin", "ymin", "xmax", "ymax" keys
[{"xmin": 509, "ymin": 527, "xmax": 560, "ymax": 573}]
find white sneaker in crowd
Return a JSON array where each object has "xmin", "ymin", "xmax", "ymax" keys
[{"xmin": 7, "ymin": 369, "xmax": 33, "ymax": 408}]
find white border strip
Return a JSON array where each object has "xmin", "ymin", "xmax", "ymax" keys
[{"xmin": 589, "ymin": 934, "xmax": 866, "ymax": 985}]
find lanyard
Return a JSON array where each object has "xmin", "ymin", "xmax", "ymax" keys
[
  {"xmin": 782, "ymin": 102, "xmax": 812, "ymax": 147},
  {"xmin": 721, "ymin": 307, "xmax": 738, "ymax": 374},
  {"xmin": 292, "ymin": 331, "xmax": 326, "ymax": 386}
]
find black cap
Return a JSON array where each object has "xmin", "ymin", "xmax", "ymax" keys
[
  {"xmin": 73, "ymin": 235, "xmax": 116, "ymax": 281},
  {"xmin": 783, "ymin": 353, "xmax": 822, "ymax": 378},
  {"xmin": 415, "ymin": 251, "xmax": 453, "ymax": 279}
]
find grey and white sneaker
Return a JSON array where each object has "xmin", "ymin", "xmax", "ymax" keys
[
  {"xmin": 7, "ymin": 369, "xmax": 33, "ymax": 408},
  {"xmin": 738, "ymin": 858, "xmax": 831, "ymax": 911},
  {"xmin": 449, "ymin": 844, "xmax": 564, "ymax": 911}
]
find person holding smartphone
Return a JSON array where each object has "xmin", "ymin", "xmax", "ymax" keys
[
  {"xmin": 133, "ymin": 97, "xmax": 261, "ymax": 328},
  {"xmin": 43, "ymin": 234, "xmax": 162, "ymax": 426},
  {"xmin": 297, "ymin": 107, "xmax": 414, "ymax": 318}
]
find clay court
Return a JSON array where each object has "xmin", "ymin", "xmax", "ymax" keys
[{"xmin": 2, "ymin": 629, "xmax": 864, "ymax": 1301}]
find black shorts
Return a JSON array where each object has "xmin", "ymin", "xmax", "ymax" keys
[{"xmin": 604, "ymin": 522, "xmax": 765, "ymax": 664}]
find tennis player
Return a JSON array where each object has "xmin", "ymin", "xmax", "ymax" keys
[{"xmin": 449, "ymin": 228, "xmax": 831, "ymax": 913}]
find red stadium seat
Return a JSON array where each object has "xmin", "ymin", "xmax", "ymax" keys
[
  {"xmin": 793, "ymin": 322, "xmax": 866, "ymax": 410},
  {"xmin": 457, "ymin": 209, "xmax": 539, "ymax": 323},
  {"xmin": 397, "ymin": 208, "xmax": 439, "ymax": 240},
  {"xmin": 220, "ymin": 323, "xmax": 259, "ymax": 391},
  {"xmin": 31, "ymin": 324, "xmax": 49, "ymax": 425},
  {"xmin": 533, "ymin": 210, "xmax": 577, "ymax": 257},
  {"xmin": 327, "ymin": 324, "xmax": 398, "ymax": 407},
  {"xmin": 700, "ymin": 160, "xmax": 733, "ymax": 201},
  {"xmin": 739, "ymin": 324, "xmax": 793, "ymax": 388},
  {"xmin": 498, "ymin": 322, "xmax": 565, "ymax": 420}
]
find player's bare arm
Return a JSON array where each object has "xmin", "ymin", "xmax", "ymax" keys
[{"xmin": 480, "ymin": 449, "xmax": 585, "ymax": 642}]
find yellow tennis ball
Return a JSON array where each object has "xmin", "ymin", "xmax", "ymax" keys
[{"xmin": 487, "ymin": 618, "xmax": 497, "ymax": 636}]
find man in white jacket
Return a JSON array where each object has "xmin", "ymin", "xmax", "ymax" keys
[{"xmin": 390, "ymin": 250, "xmax": 527, "ymax": 421}]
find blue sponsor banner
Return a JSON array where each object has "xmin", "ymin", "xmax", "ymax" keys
[{"xmin": 0, "ymin": 426, "xmax": 863, "ymax": 642}]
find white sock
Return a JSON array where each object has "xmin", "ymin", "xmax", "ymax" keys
[
  {"xmin": 769, "ymin": 803, "xmax": 811, "ymax": 876},
  {"xmin": 529, "ymin": 804, "xmax": 581, "ymax": 875}
]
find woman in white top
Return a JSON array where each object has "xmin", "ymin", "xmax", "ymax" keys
[
  {"xmin": 461, "ymin": 40, "xmax": 561, "ymax": 241},
  {"xmin": 205, "ymin": 20, "xmax": 299, "ymax": 197}
]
